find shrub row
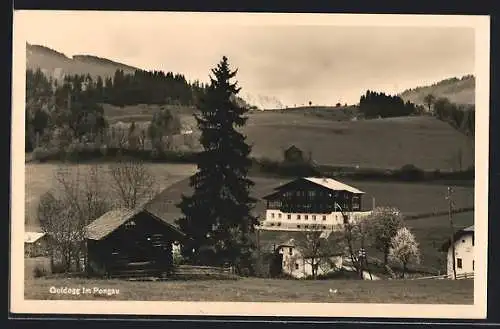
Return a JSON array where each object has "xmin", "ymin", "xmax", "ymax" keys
[{"xmin": 31, "ymin": 145, "xmax": 198, "ymax": 164}]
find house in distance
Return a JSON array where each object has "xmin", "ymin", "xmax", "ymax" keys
[
  {"xmin": 441, "ymin": 225, "xmax": 474, "ymax": 278},
  {"xmin": 271, "ymin": 238, "xmax": 343, "ymax": 278},
  {"xmin": 260, "ymin": 177, "xmax": 372, "ymax": 231},
  {"xmin": 24, "ymin": 231, "xmax": 51, "ymax": 258}
]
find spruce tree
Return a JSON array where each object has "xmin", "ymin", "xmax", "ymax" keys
[{"xmin": 177, "ymin": 56, "xmax": 257, "ymax": 272}]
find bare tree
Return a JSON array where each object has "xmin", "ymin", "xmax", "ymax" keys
[
  {"xmin": 108, "ymin": 159, "xmax": 158, "ymax": 209},
  {"xmin": 294, "ymin": 224, "xmax": 342, "ymax": 279},
  {"xmin": 334, "ymin": 203, "xmax": 371, "ymax": 279},
  {"xmin": 38, "ymin": 164, "xmax": 110, "ymax": 272},
  {"xmin": 423, "ymin": 93, "xmax": 436, "ymax": 113}
]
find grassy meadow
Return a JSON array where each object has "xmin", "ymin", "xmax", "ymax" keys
[
  {"xmin": 25, "ymin": 276, "xmax": 473, "ymax": 304},
  {"xmin": 103, "ymin": 104, "xmax": 474, "ymax": 171}
]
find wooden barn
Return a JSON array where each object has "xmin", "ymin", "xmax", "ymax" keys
[{"xmin": 85, "ymin": 207, "xmax": 185, "ymax": 278}]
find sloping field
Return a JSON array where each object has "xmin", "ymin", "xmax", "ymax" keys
[
  {"xmin": 24, "ymin": 163, "xmax": 197, "ymax": 231},
  {"xmin": 242, "ymin": 114, "xmax": 474, "ymax": 171},
  {"xmin": 101, "ymin": 104, "xmax": 474, "ymax": 171}
]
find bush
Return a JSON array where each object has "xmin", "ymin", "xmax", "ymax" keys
[
  {"xmin": 32, "ymin": 147, "xmax": 58, "ymax": 162},
  {"xmin": 397, "ymin": 164, "xmax": 424, "ymax": 181},
  {"xmin": 33, "ymin": 265, "xmax": 47, "ymax": 278}
]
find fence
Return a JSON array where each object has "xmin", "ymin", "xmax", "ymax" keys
[
  {"xmin": 173, "ymin": 265, "xmax": 237, "ymax": 280},
  {"xmin": 414, "ymin": 272, "xmax": 474, "ymax": 280}
]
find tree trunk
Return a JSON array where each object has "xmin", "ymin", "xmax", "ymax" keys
[
  {"xmin": 402, "ymin": 263, "xmax": 407, "ymax": 279},
  {"xmin": 383, "ymin": 246, "xmax": 389, "ymax": 266}
]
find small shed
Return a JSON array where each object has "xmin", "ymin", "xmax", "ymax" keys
[
  {"xmin": 24, "ymin": 231, "xmax": 51, "ymax": 257},
  {"xmin": 284, "ymin": 145, "xmax": 304, "ymax": 163},
  {"xmin": 85, "ymin": 207, "xmax": 186, "ymax": 278}
]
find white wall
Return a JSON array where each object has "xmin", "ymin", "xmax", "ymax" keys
[
  {"xmin": 261, "ymin": 210, "xmax": 372, "ymax": 231},
  {"xmin": 278, "ymin": 246, "xmax": 342, "ymax": 278},
  {"xmin": 447, "ymin": 233, "xmax": 474, "ymax": 277}
]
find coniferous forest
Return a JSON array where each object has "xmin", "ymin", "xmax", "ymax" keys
[
  {"xmin": 25, "ymin": 67, "xmax": 207, "ymax": 152},
  {"xmin": 359, "ymin": 90, "xmax": 423, "ymax": 119}
]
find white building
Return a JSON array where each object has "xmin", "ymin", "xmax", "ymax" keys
[
  {"xmin": 260, "ymin": 177, "xmax": 372, "ymax": 232},
  {"xmin": 25, "ymin": 231, "xmax": 50, "ymax": 258},
  {"xmin": 275, "ymin": 239, "xmax": 343, "ymax": 279},
  {"xmin": 441, "ymin": 225, "xmax": 474, "ymax": 278}
]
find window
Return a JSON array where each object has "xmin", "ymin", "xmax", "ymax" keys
[
  {"xmin": 352, "ymin": 196, "xmax": 360, "ymax": 210},
  {"xmin": 308, "ymin": 191, "xmax": 316, "ymax": 197},
  {"xmin": 271, "ymin": 213, "xmax": 275, "ymax": 219},
  {"xmin": 457, "ymin": 258, "xmax": 463, "ymax": 269},
  {"xmin": 305, "ymin": 225, "xmax": 309, "ymax": 229},
  {"xmin": 312, "ymin": 215, "xmax": 316, "ymax": 220},
  {"xmin": 462, "ymin": 239, "xmax": 465, "ymax": 243},
  {"xmin": 287, "ymin": 214, "xmax": 291, "ymax": 220},
  {"xmin": 297, "ymin": 225, "xmax": 301, "ymax": 228},
  {"xmin": 323, "ymin": 226, "xmax": 327, "ymax": 229},
  {"xmin": 295, "ymin": 263, "xmax": 299, "ymax": 270},
  {"xmin": 289, "ymin": 247, "xmax": 293, "ymax": 255},
  {"xmin": 125, "ymin": 220, "xmax": 136, "ymax": 228},
  {"xmin": 322, "ymin": 215, "xmax": 327, "ymax": 221},
  {"xmin": 270, "ymin": 223, "xmax": 274, "ymax": 226},
  {"xmin": 305, "ymin": 215, "xmax": 309, "ymax": 220},
  {"xmin": 278, "ymin": 213, "xmax": 282, "ymax": 219},
  {"xmin": 297, "ymin": 215, "xmax": 301, "ymax": 220},
  {"xmin": 473, "ymin": 260, "xmax": 475, "ymax": 271},
  {"xmin": 277, "ymin": 222, "xmax": 281, "ymax": 226}
]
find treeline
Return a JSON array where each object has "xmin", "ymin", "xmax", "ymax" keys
[
  {"xmin": 25, "ymin": 68, "xmax": 186, "ymax": 153},
  {"xmin": 99, "ymin": 69, "xmax": 206, "ymax": 107},
  {"xmin": 25, "ymin": 68, "xmax": 108, "ymax": 152},
  {"xmin": 359, "ymin": 90, "xmax": 423, "ymax": 119},
  {"xmin": 432, "ymin": 97, "xmax": 475, "ymax": 138}
]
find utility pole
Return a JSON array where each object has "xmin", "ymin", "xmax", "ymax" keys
[{"xmin": 446, "ymin": 187, "xmax": 457, "ymax": 280}]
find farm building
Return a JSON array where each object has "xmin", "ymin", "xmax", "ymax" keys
[
  {"xmin": 271, "ymin": 238, "xmax": 343, "ymax": 278},
  {"xmin": 24, "ymin": 231, "xmax": 51, "ymax": 257},
  {"xmin": 283, "ymin": 145, "xmax": 305, "ymax": 163},
  {"xmin": 441, "ymin": 225, "xmax": 474, "ymax": 278},
  {"xmin": 260, "ymin": 177, "xmax": 372, "ymax": 231},
  {"xmin": 85, "ymin": 207, "xmax": 185, "ymax": 278}
]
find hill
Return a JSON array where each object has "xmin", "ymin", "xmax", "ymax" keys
[
  {"xmin": 101, "ymin": 103, "xmax": 474, "ymax": 171},
  {"xmin": 26, "ymin": 43, "xmax": 139, "ymax": 81},
  {"xmin": 399, "ymin": 75, "xmax": 475, "ymax": 106}
]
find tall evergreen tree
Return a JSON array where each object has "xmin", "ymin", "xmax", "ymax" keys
[{"xmin": 176, "ymin": 56, "xmax": 257, "ymax": 273}]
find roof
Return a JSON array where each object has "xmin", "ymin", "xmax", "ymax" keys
[
  {"xmin": 145, "ymin": 176, "xmax": 281, "ymax": 223},
  {"xmin": 85, "ymin": 207, "xmax": 185, "ymax": 241},
  {"xmin": 304, "ymin": 177, "xmax": 365, "ymax": 194},
  {"xmin": 440, "ymin": 225, "xmax": 474, "ymax": 251},
  {"xmin": 24, "ymin": 231, "xmax": 46, "ymax": 244},
  {"xmin": 285, "ymin": 145, "xmax": 302, "ymax": 153}
]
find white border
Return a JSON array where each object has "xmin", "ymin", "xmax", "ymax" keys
[{"xmin": 10, "ymin": 11, "xmax": 490, "ymax": 319}]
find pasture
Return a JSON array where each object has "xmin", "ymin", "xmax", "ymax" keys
[
  {"xmin": 24, "ymin": 162, "xmax": 197, "ymax": 230},
  {"xmin": 102, "ymin": 103, "xmax": 474, "ymax": 171},
  {"xmin": 25, "ymin": 276, "xmax": 473, "ymax": 304}
]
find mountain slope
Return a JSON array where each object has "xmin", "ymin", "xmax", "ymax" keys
[
  {"xmin": 26, "ymin": 43, "xmax": 139, "ymax": 81},
  {"xmin": 399, "ymin": 75, "xmax": 475, "ymax": 106}
]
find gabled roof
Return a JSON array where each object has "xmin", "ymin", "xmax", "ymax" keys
[
  {"xmin": 304, "ymin": 177, "xmax": 365, "ymax": 194},
  {"xmin": 266, "ymin": 177, "xmax": 364, "ymax": 197},
  {"xmin": 85, "ymin": 207, "xmax": 185, "ymax": 241},
  {"xmin": 24, "ymin": 231, "xmax": 46, "ymax": 244},
  {"xmin": 440, "ymin": 225, "xmax": 474, "ymax": 251}
]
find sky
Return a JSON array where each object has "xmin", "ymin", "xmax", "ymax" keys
[{"xmin": 16, "ymin": 11, "xmax": 476, "ymax": 106}]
